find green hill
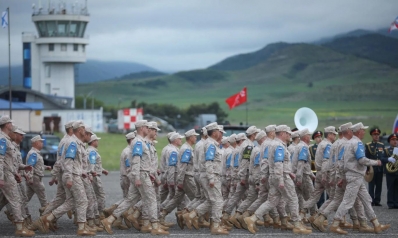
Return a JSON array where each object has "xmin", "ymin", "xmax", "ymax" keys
[
  {"xmin": 323, "ymin": 34, "xmax": 398, "ymax": 69},
  {"xmin": 77, "ymin": 42, "xmax": 398, "ymax": 134}
]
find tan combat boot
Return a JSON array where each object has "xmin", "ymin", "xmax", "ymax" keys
[
  {"xmin": 198, "ymin": 216, "xmax": 210, "ymax": 228},
  {"xmin": 229, "ymin": 212, "xmax": 242, "ymax": 229},
  {"xmin": 102, "ymin": 204, "xmax": 118, "ymax": 217},
  {"xmin": 280, "ymin": 217, "xmax": 294, "ymax": 230},
  {"xmin": 221, "ymin": 213, "xmax": 233, "ymax": 228},
  {"xmin": 75, "ymin": 222, "xmax": 95, "ymax": 236},
  {"xmin": 263, "ymin": 214, "xmax": 273, "ymax": 227},
  {"xmin": 312, "ymin": 214, "xmax": 326, "ymax": 232},
  {"xmin": 140, "ymin": 220, "xmax": 152, "ymax": 233},
  {"xmin": 292, "ymin": 221, "xmax": 312, "ymax": 235},
  {"xmin": 301, "ymin": 221, "xmax": 313, "ymax": 231},
  {"xmin": 24, "ymin": 215, "xmax": 36, "ymax": 231},
  {"xmin": 100, "ymin": 215, "xmax": 115, "ymax": 235},
  {"xmin": 299, "ymin": 210, "xmax": 309, "ymax": 223},
  {"xmin": 308, "ymin": 212, "xmax": 318, "ymax": 224},
  {"xmin": 352, "ymin": 219, "xmax": 360, "ymax": 230},
  {"xmin": 330, "ymin": 219, "xmax": 348, "ymax": 235},
  {"xmin": 175, "ymin": 210, "xmax": 184, "ymax": 230},
  {"xmin": 39, "ymin": 205, "xmax": 48, "ymax": 216},
  {"xmin": 359, "ymin": 220, "xmax": 375, "ymax": 233},
  {"xmin": 339, "ymin": 216, "xmax": 353, "ymax": 229},
  {"xmin": 370, "ymin": 218, "xmax": 390, "ymax": 233},
  {"xmin": 160, "ymin": 223, "xmax": 170, "ymax": 230},
  {"xmin": 151, "ymin": 222, "xmax": 170, "ymax": 235},
  {"xmin": 87, "ymin": 219, "xmax": 103, "ymax": 232},
  {"xmin": 211, "ymin": 222, "xmax": 229, "ymax": 235},
  {"xmin": 272, "ymin": 216, "xmax": 281, "ymax": 229},
  {"xmin": 36, "ymin": 213, "xmax": 55, "ymax": 233},
  {"xmin": 183, "ymin": 210, "xmax": 197, "ymax": 230},
  {"xmin": 243, "ymin": 215, "xmax": 258, "ymax": 234},
  {"xmin": 121, "ymin": 209, "xmax": 133, "ymax": 228},
  {"xmin": 15, "ymin": 222, "xmax": 35, "ymax": 237},
  {"xmin": 126, "ymin": 209, "xmax": 141, "ymax": 231},
  {"xmin": 237, "ymin": 211, "xmax": 250, "ymax": 230},
  {"xmin": 113, "ymin": 216, "xmax": 128, "ymax": 230},
  {"xmin": 67, "ymin": 210, "xmax": 73, "ymax": 219}
]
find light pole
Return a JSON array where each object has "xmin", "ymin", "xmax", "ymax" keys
[{"xmin": 83, "ymin": 90, "xmax": 93, "ymax": 109}]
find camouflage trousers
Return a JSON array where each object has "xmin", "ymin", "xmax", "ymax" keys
[
  {"xmin": 159, "ymin": 172, "xmax": 169, "ymax": 204},
  {"xmin": 247, "ymin": 181, "xmax": 269, "ymax": 214},
  {"xmin": 303, "ymin": 172, "xmax": 330, "ymax": 210},
  {"xmin": 236, "ymin": 179, "xmax": 258, "ymax": 213},
  {"xmin": 114, "ymin": 176, "xmax": 130, "ymax": 206},
  {"xmin": 92, "ymin": 176, "xmax": 106, "ymax": 213},
  {"xmin": 334, "ymin": 175, "xmax": 375, "ymax": 221},
  {"xmin": 0, "ymin": 172, "xmax": 24, "ymax": 222},
  {"xmin": 135, "ymin": 184, "xmax": 162, "ymax": 218},
  {"xmin": 83, "ymin": 177, "xmax": 98, "ymax": 219},
  {"xmin": 6, "ymin": 181, "xmax": 29, "ymax": 218},
  {"xmin": 163, "ymin": 175, "xmax": 197, "ymax": 213},
  {"xmin": 43, "ymin": 173, "xmax": 66, "ymax": 216},
  {"xmin": 225, "ymin": 178, "xmax": 249, "ymax": 215},
  {"xmin": 52, "ymin": 175, "xmax": 88, "ymax": 223},
  {"xmin": 295, "ymin": 174, "xmax": 317, "ymax": 215},
  {"xmin": 196, "ymin": 173, "xmax": 223, "ymax": 223},
  {"xmin": 113, "ymin": 172, "xmax": 158, "ymax": 223},
  {"xmin": 221, "ymin": 176, "xmax": 229, "ymax": 201},
  {"xmin": 190, "ymin": 172, "xmax": 206, "ymax": 210},
  {"xmin": 223, "ymin": 180, "xmax": 237, "ymax": 210},
  {"xmin": 26, "ymin": 174, "xmax": 48, "ymax": 208},
  {"xmin": 255, "ymin": 175, "xmax": 298, "ymax": 221}
]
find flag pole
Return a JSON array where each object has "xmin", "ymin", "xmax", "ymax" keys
[
  {"xmin": 7, "ymin": 7, "xmax": 12, "ymax": 118},
  {"xmin": 246, "ymin": 101, "xmax": 248, "ymax": 126}
]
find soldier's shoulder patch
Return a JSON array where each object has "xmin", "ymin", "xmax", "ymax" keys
[
  {"xmin": 65, "ymin": 142, "xmax": 77, "ymax": 159},
  {"xmin": 132, "ymin": 141, "xmax": 143, "ymax": 157},
  {"xmin": 355, "ymin": 142, "xmax": 365, "ymax": 160},
  {"xmin": 205, "ymin": 144, "xmax": 216, "ymax": 161},
  {"xmin": 243, "ymin": 145, "xmax": 253, "ymax": 160},
  {"xmin": 274, "ymin": 146, "xmax": 285, "ymax": 163},
  {"xmin": 0, "ymin": 138, "xmax": 6, "ymax": 155},
  {"xmin": 169, "ymin": 151, "xmax": 178, "ymax": 166},
  {"xmin": 180, "ymin": 149, "xmax": 192, "ymax": 163},
  {"xmin": 89, "ymin": 151, "xmax": 97, "ymax": 164},
  {"xmin": 298, "ymin": 147, "xmax": 308, "ymax": 162},
  {"xmin": 323, "ymin": 144, "xmax": 331, "ymax": 159},
  {"xmin": 27, "ymin": 153, "xmax": 38, "ymax": 166}
]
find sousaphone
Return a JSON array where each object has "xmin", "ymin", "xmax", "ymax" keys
[{"xmin": 294, "ymin": 107, "xmax": 318, "ymax": 132}]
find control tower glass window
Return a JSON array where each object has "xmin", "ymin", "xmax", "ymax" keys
[
  {"xmin": 46, "ymin": 21, "xmax": 57, "ymax": 37},
  {"xmin": 37, "ymin": 21, "xmax": 47, "ymax": 37},
  {"xmin": 57, "ymin": 21, "xmax": 69, "ymax": 37},
  {"xmin": 78, "ymin": 22, "xmax": 87, "ymax": 37},
  {"xmin": 69, "ymin": 21, "xmax": 81, "ymax": 37}
]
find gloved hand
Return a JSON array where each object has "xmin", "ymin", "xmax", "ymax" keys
[{"xmin": 388, "ymin": 157, "xmax": 396, "ymax": 163}]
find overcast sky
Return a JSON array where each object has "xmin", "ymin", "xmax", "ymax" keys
[{"xmin": 0, "ymin": 0, "xmax": 396, "ymax": 72}]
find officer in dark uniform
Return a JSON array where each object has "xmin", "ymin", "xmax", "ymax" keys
[
  {"xmin": 381, "ymin": 133, "xmax": 398, "ymax": 209},
  {"xmin": 365, "ymin": 127, "xmax": 385, "ymax": 206},
  {"xmin": 310, "ymin": 130, "xmax": 325, "ymax": 208}
]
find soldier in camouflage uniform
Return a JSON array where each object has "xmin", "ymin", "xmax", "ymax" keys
[
  {"xmin": 329, "ymin": 123, "xmax": 390, "ymax": 235},
  {"xmin": 101, "ymin": 120, "xmax": 168, "ymax": 235},
  {"xmin": 0, "ymin": 115, "xmax": 35, "ymax": 236},
  {"xmin": 244, "ymin": 125, "xmax": 311, "ymax": 235},
  {"xmin": 35, "ymin": 120, "xmax": 95, "ymax": 236},
  {"xmin": 222, "ymin": 134, "xmax": 236, "ymax": 212},
  {"xmin": 25, "ymin": 136, "xmax": 51, "ymax": 211}
]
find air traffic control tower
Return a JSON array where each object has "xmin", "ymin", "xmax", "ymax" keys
[{"xmin": 22, "ymin": 1, "xmax": 90, "ymax": 108}]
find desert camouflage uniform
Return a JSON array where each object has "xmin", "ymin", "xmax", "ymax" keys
[
  {"xmin": 25, "ymin": 147, "xmax": 48, "ymax": 208},
  {"xmin": 87, "ymin": 146, "xmax": 106, "ymax": 213}
]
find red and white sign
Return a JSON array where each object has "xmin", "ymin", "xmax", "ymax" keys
[{"xmin": 118, "ymin": 108, "xmax": 143, "ymax": 130}]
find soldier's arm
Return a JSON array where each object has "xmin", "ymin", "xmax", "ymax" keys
[
  {"xmin": 204, "ymin": 145, "xmax": 216, "ymax": 184},
  {"xmin": 130, "ymin": 141, "xmax": 143, "ymax": 181},
  {"xmin": 0, "ymin": 152, "xmax": 5, "ymax": 181},
  {"xmin": 176, "ymin": 148, "xmax": 188, "ymax": 185},
  {"xmin": 273, "ymin": 145, "xmax": 284, "ymax": 185},
  {"xmin": 295, "ymin": 147, "xmax": 304, "ymax": 183},
  {"xmin": 166, "ymin": 150, "xmax": 177, "ymax": 186},
  {"xmin": 321, "ymin": 144, "xmax": 331, "ymax": 181},
  {"xmin": 238, "ymin": 149, "xmax": 250, "ymax": 181},
  {"xmin": 355, "ymin": 142, "xmax": 380, "ymax": 166}
]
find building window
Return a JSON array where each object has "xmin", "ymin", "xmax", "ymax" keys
[
  {"xmin": 61, "ymin": 44, "xmax": 67, "ymax": 51},
  {"xmin": 82, "ymin": 45, "xmax": 85, "ymax": 52},
  {"xmin": 45, "ymin": 64, "xmax": 51, "ymax": 78},
  {"xmin": 45, "ymin": 83, "xmax": 51, "ymax": 94},
  {"xmin": 49, "ymin": 44, "xmax": 54, "ymax": 51},
  {"xmin": 73, "ymin": 44, "xmax": 78, "ymax": 51}
]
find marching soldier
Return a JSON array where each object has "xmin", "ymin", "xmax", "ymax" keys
[
  {"xmin": 220, "ymin": 136, "xmax": 231, "ymax": 203},
  {"xmin": 365, "ymin": 127, "xmax": 384, "ymax": 206},
  {"xmin": 25, "ymin": 135, "xmax": 52, "ymax": 212},
  {"xmin": 0, "ymin": 115, "xmax": 35, "ymax": 236},
  {"xmin": 222, "ymin": 134, "xmax": 236, "ymax": 212},
  {"xmin": 382, "ymin": 133, "xmax": 398, "ymax": 209},
  {"xmin": 244, "ymin": 125, "xmax": 311, "ymax": 235},
  {"xmin": 329, "ymin": 123, "xmax": 390, "ymax": 235},
  {"xmin": 87, "ymin": 134, "xmax": 109, "ymax": 219}
]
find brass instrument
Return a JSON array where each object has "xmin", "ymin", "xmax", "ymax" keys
[
  {"xmin": 364, "ymin": 166, "xmax": 374, "ymax": 183},
  {"xmin": 386, "ymin": 154, "xmax": 398, "ymax": 173}
]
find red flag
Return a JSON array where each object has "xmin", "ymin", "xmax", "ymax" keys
[{"xmin": 225, "ymin": 87, "xmax": 247, "ymax": 110}]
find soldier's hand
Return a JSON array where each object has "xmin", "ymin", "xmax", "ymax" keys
[
  {"xmin": 102, "ymin": 170, "xmax": 109, "ymax": 176},
  {"xmin": 155, "ymin": 179, "xmax": 161, "ymax": 186},
  {"xmin": 261, "ymin": 177, "xmax": 268, "ymax": 184},
  {"xmin": 135, "ymin": 180, "xmax": 142, "ymax": 187},
  {"xmin": 14, "ymin": 173, "xmax": 22, "ymax": 183},
  {"xmin": 209, "ymin": 181, "xmax": 215, "ymax": 188},
  {"xmin": 296, "ymin": 181, "xmax": 302, "ymax": 187},
  {"xmin": 0, "ymin": 179, "xmax": 4, "ymax": 188},
  {"xmin": 28, "ymin": 179, "xmax": 34, "ymax": 185},
  {"xmin": 24, "ymin": 174, "xmax": 29, "ymax": 181},
  {"xmin": 177, "ymin": 184, "xmax": 184, "ymax": 191},
  {"xmin": 377, "ymin": 160, "xmax": 382, "ymax": 166},
  {"xmin": 337, "ymin": 179, "xmax": 344, "ymax": 188},
  {"xmin": 157, "ymin": 169, "xmax": 161, "ymax": 176},
  {"xmin": 149, "ymin": 174, "xmax": 156, "ymax": 182},
  {"xmin": 255, "ymin": 185, "xmax": 260, "ymax": 192},
  {"xmin": 82, "ymin": 172, "xmax": 88, "ymax": 178},
  {"xmin": 240, "ymin": 180, "xmax": 246, "ymax": 186},
  {"xmin": 321, "ymin": 178, "xmax": 327, "ymax": 186},
  {"xmin": 169, "ymin": 183, "xmax": 175, "ymax": 189},
  {"xmin": 329, "ymin": 181, "xmax": 335, "ymax": 187},
  {"xmin": 45, "ymin": 166, "xmax": 52, "ymax": 171},
  {"xmin": 55, "ymin": 179, "xmax": 58, "ymax": 185},
  {"xmin": 49, "ymin": 178, "xmax": 56, "ymax": 186},
  {"xmin": 163, "ymin": 183, "xmax": 168, "ymax": 189},
  {"xmin": 66, "ymin": 180, "xmax": 73, "ymax": 189},
  {"xmin": 310, "ymin": 175, "xmax": 315, "ymax": 181},
  {"xmin": 24, "ymin": 165, "xmax": 33, "ymax": 172},
  {"xmin": 278, "ymin": 183, "xmax": 285, "ymax": 189},
  {"xmin": 289, "ymin": 173, "xmax": 296, "ymax": 180}
]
